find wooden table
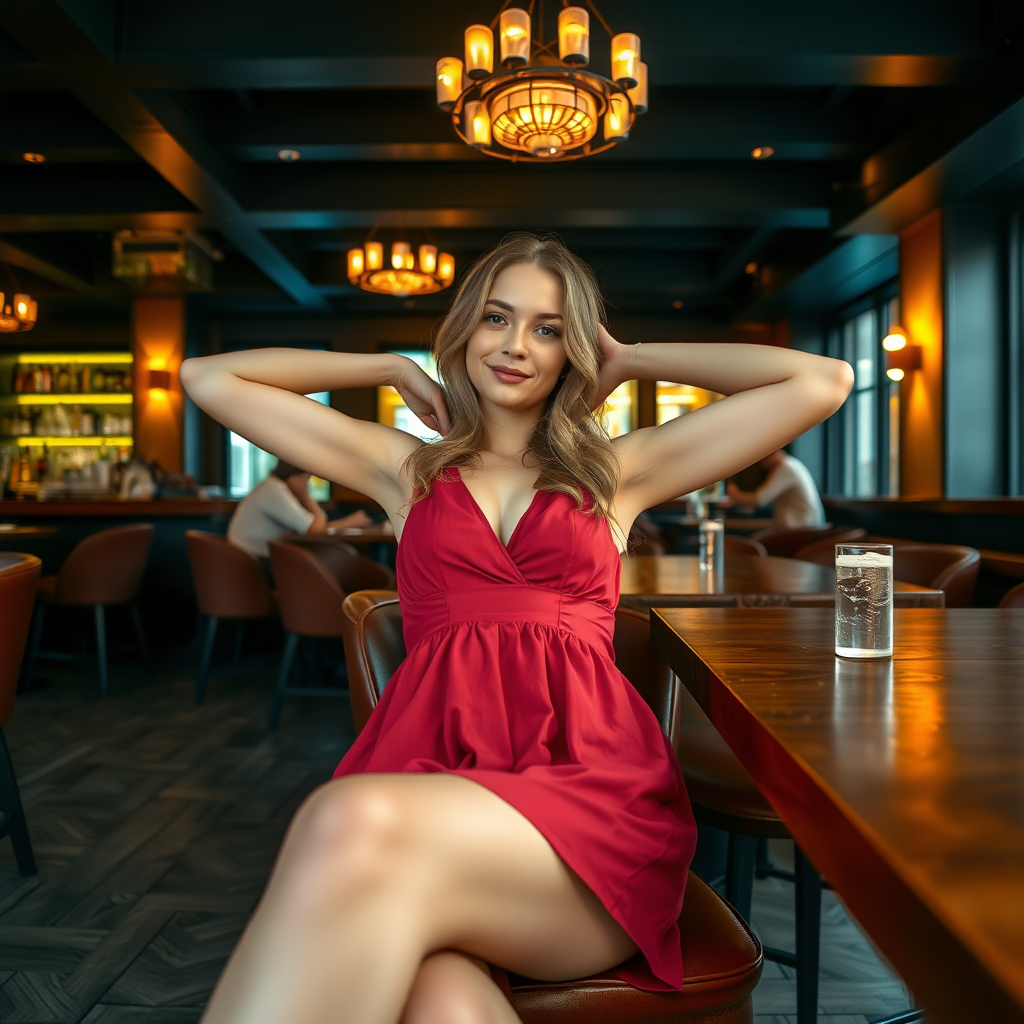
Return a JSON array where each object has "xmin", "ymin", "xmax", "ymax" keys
[
  {"xmin": 658, "ymin": 514, "xmax": 776, "ymax": 534},
  {"xmin": 651, "ymin": 607, "xmax": 1024, "ymax": 1024},
  {"xmin": 619, "ymin": 555, "xmax": 944, "ymax": 609},
  {"xmin": 328, "ymin": 523, "xmax": 396, "ymax": 546},
  {"xmin": 0, "ymin": 525, "xmax": 59, "ymax": 537}
]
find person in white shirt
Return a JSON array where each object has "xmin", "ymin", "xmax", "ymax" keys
[
  {"xmin": 227, "ymin": 460, "xmax": 371, "ymax": 564},
  {"xmin": 726, "ymin": 449, "xmax": 825, "ymax": 528}
]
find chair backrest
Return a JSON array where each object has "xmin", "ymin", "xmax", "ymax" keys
[
  {"xmin": 340, "ymin": 592, "xmax": 685, "ymax": 747},
  {"xmin": 56, "ymin": 523, "xmax": 154, "ymax": 605},
  {"xmin": 283, "ymin": 534, "xmax": 395, "ymax": 591},
  {"xmin": 749, "ymin": 523, "xmax": 841, "ymax": 557},
  {"xmin": 723, "ymin": 534, "xmax": 767, "ymax": 557},
  {"xmin": 998, "ymin": 581, "xmax": 1024, "ymax": 609},
  {"xmin": 0, "ymin": 553, "xmax": 42, "ymax": 726},
  {"xmin": 185, "ymin": 530, "xmax": 275, "ymax": 618},
  {"xmin": 891, "ymin": 544, "xmax": 980, "ymax": 608},
  {"xmin": 791, "ymin": 528, "xmax": 870, "ymax": 566},
  {"xmin": 341, "ymin": 590, "xmax": 405, "ymax": 734},
  {"xmin": 268, "ymin": 540, "xmax": 348, "ymax": 636}
]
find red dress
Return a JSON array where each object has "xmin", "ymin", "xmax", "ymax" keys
[{"xmin": 332, "ymin": 469, "xmax": 697, "ymax": 991}]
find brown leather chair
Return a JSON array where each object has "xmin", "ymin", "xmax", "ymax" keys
[
  {"xmin": 186, "ymin": 531, "xmax": 279, "ymax": 704},
  {"xmin": 22, "ymin": 524, "xmax": 154, "ymax": 696},
  {"xmin": 790, "ymin": 529, "xmax": 869, "ymax": 565},
  {"xmin": 266, "ymin": 540, "xmax": 353, "ymax": 729},
  {"xmin": 341, "ymin": 590, "xmax": 763, "ymax": 1024},
  {"xmin": 0, "ymin": 552, "xmax": 41, "ymax": 877},
  {"xmin": 998, "ymin": 581, "xmax": 1024, "ymax": 608},
  {"xmin": 279, "ymin": 533, "xmax": 395, "ymax": 591},
  {"xmin": 751, "ymin": 524, "xmax": 868, "ymax": 558},
  {"xmin": 723, "ymin": 535, "xmax": 767, "ymax": 558}
]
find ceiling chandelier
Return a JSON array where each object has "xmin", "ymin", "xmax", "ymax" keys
[
  {"xmin": 0, "ymin": 262, "xmax": 37, "ymax": 333},
  {"xmin": 347, "ymin": 237, "xmax": 455, "ymax": 297},
  {"xmin": 436, "ymin": 2, "xmax": 647, "ymax": 162}
]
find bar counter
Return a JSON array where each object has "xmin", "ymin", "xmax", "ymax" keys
[{"xmin": 0, "ymin": 498, "xmax": 237, "ymax": 518}]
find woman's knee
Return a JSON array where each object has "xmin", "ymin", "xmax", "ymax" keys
[
  {"xmin": 273, "ymin": 777, "xmax": 413, "ymax": 913},
  {"xmin": 402, "ymin": 953, "xmax": 515, "ymax": 1024}
]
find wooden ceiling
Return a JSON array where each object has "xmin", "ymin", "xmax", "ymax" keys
[{"xmin": 1, "ymin": 1, "xmax": 1023, "ymax": 326}]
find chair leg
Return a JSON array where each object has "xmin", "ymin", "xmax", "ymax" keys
[
  {"xmin": 129, "ymin": 601, "xmax": 151, "ymax": 669},
  {"xmin": 195, "ymin": 616, "xmax": 219, "ymax": 705},
  {"xmin": 94, "ymin": 605, "xmax": 109, "ymax": 696},
  {"xmin": 232, "ymin": 620, "xmax": 244, "ymax": 672},
  {"xmin": 18, "ymin": 604, "xmax": 45, "ymax": 692},
  {"xmin": 268, "ymin": 632, "xmax": 300, "ymax": 730},
  {"xmin": 0, "ymin": 730, "xmax": 36, "ymax": 877},
  {"xmin": 725, "ymin": 832, "xmax": 757, "ymax": 924},
  {"xmin": 794, "ymin": 845, "xmax": 822, "ymax": 1024}
]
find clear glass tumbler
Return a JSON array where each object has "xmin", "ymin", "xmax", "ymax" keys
[
  {"xmin": 834, "ymin": 542, "xmax": 893, "ymax": 658},
  {"xmin": 699, "ymin": 512, "xmax": 725, "ymax": 576}
]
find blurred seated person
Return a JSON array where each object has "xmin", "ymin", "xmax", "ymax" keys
[
  {"xmin": 228, "ymin": 459, "xmax": 371, "ymax": 567},
  {"xmin": 727, "ymin": 449, "xmax": 825, "ymax": 528}
]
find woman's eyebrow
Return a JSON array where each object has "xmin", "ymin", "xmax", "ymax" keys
[{"xmin": 484, "ymin": 298, "xmax": 564, "ymax": 320}]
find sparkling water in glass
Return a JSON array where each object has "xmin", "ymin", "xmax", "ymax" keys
[
  {"xmin": 835, "ymin": 543, "xmax": 893, "ymax": 658},
  {"xmin": 699, "ymin": 516, "xmax": 725, "ymax": 575}
]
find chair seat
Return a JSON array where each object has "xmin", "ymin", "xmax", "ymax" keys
[
  {"xmin": 510, "ymin": 872, "xmax": 762, "ymax": 1023},
  {"xmin": 676, "ymin": 721, "xmax": 788, "ymax": 838},
  {"xmin": 36, "ymin": 575, "xmax": 57, "ymax": 603}
]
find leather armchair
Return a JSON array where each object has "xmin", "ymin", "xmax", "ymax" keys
[
  {"xmin": 998, "ymin": 581, "xmax": 1024, "ymax": 608},
  {"xmin": 723, "ymin": 535, "xmax": 767, "ymax": 558},
  {"xmin": 750, "ymin": 524, "xmax": 858, "ymax": 558},
  {"xmin": 340, "ymin": 590, "xmax": 763, "ymax": 1024}
]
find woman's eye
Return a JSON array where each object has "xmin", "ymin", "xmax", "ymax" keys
[
  {"xmin": 484, "ymin": 313, "xmax": 505, "ymax": 326},
  {"xmin": 537, "ymin": 324, "xmax": 561, "ymax": 338}
]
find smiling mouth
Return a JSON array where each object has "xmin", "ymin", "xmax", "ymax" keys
[{"xmin": 488, "ymin": 364, "xmax": 530, "ymax": 382}]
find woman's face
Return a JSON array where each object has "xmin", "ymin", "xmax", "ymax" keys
[{"xmin": 465, "ymin": 262, "xmax": 569, "ymax": 414}]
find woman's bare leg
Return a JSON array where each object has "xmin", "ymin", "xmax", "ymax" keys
[
  {"xmin": 400, "ymin": 952, "xmax": 521, "ymax": 1024},
  {"xmin": 201, "ymin": 773, "xmax": 636, "ymax": 1024}
]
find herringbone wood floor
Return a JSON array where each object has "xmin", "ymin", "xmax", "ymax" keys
[{"xmin": 0, "ymin": 650, "xmax": 917, "ymax": 1023}]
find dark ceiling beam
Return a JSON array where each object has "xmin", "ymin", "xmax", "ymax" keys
[
  {"xmin": 711, "ymin": 226, "xmax": 778, "ymax": 292},
  {"xmin": 1, "ymin": 0, "xmax": 330, "ymax": 311},
  {"xmin": 835, "ymin": 92, "xmax": 1024, "ymax": 235},
  {"xmin": 0, "ymin": 212, "xmax": 206, "ymax": 232},
  {"xmin": 0, "ymin": 236, "xmax": 119, "ymax": 305}
]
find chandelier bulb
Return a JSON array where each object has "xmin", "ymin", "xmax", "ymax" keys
[
  {"xmin": 418, "ymin": 245, "xmax": 438, "ymax": 275},
  {"xmin": 558, "ymin": 7, "xmax": 590, "ymax": 66},
  {"xmin": 604, "ymin": 93, "xmax": 632, "ymax": 144},
  {"xmin": 464, "ymin": 24, "xmax": 494, "ymax": 80},
  {"xmin": 611, "ymin": 33, "xmax": 641, "ymax": 89},
  {"xmin": 347, "ymin": 248, "xmax": 365, "ymax": 283},
  {"xmin": 464, "ymin": 101, "xmax": 492, "ymax": 148},
  {"xmin": 365, "ymin": 242, "xmax": 383, "ymax": 271},
  {"xmin": 499, "ymin": 9, "xmax": 530, "ymax": 67},
  {"xmin": 436, "ymin": 57, "xmax": 464, "ymax": 111},
  {"xmin": 628, "ymin": 62, "xmax": 648, "ymax": 115}
]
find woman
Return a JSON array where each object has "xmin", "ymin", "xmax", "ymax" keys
[{"xmin": 182, "ymin": 233, "xmax": 852, "ymax": 1024}]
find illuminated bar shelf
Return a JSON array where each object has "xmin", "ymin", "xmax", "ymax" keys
[
  {"xmin": 15, "ymin": 436, "xmax": 133, "ymax": 447},
  {"xmin": 2, "ymin": 393, "xmax": 133, "ymax": 405},
  {"xmin": 14, "ymin": 352, "xmax": 133, "ymax": 364}
]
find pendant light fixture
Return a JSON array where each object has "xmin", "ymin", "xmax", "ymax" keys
[
  {"xmin": 347, "ymin": 235, "xmax": 455, "ymax": 297},
  {"xmin": 436, "ymin": 2, "xmax": 648, "ymax": 163},
  {"xmin": 0, "ymin": 261, "xmax": 37, "ymax": 333}
]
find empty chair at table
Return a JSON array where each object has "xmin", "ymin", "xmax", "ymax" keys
[
  {"xmin": 998, "ymin": 581, "xmax": 1024, "ymax": 608},
  {"xmin": 750, "ymin": 524, "xmax": 858, "ymax": 558},
  {"xmin": 0, "ymin": 552, "xmax": 42, "ymax": 876},
  {"xmin": 186, "ymin": 530, "xmax": 279, "ymax": 704},
  {"xmin": 279, "ymin": 533, "xmax": 394, "ymax": 591},
  {"xmin": 21, "ymin": 524, "xmax": 153, "ymax": 696},
  {"xmin": 723, "ymin": 534, "xmax": 767, "ymax": 557},
  {"xmin": 340, "ymin": 589, "xmax": 764, "ymax": 1024}
]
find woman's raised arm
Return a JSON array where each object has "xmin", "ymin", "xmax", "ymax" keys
[
  {"xmin": 180, "ymin": 348, "xmax": 450, "ymax": 510},
  {"xmin": 597, "ymin": 328, "xmax": 853, "ymax": 516}
]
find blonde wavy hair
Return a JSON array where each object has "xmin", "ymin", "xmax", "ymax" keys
[{"xmin": 404, "ymin": 232, "xmax": 619, "ymax": 518}]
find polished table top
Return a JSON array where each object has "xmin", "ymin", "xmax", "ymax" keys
[
  {"xmin": 0, "ymin": 524, "xmax": 59, "ymax": 537},
  {"xmin": 619, "ymin": 554, "xmax": 943, "ymax": 608},
  {"xmin": 651, "ymin": 607, "xmax": 1024, "ymax": 1024}
]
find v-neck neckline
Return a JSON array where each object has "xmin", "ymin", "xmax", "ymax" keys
[{"xmin": 452, "ymin": 467, "xmax": 544, "ymax": 554}]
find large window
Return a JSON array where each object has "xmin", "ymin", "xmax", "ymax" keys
[
  {"xmin": 228, "ymin": 392, "xmax": 331, "ymax": 500},
  {"xmin": 827, "ymin": 290, "xmax": 900, "ymax": 496}
]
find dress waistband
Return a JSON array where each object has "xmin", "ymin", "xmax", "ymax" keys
[{"xmin": 402, "ymin": 585, "xmax": 614, "ymax": 654}]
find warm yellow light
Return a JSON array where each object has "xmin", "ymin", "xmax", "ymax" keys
[
  {"xmin": 882, "ymin": 327, "xmax": 908, "ymax": 351},
  {"xmin": 347, "ymin": 248, "xmax": 364, "ymax": 281},
  {"xmin": 499, "ymin": 9, "xmax": 530, "ymax": 66},
  {"xmin": 464, "ymin": 24, "xmax": 493, "ymax": 80},
  {"xmin": 15, "ymin": 352, "xmax": 133, "ymax": 364},
  {"xmin": 13, "ymin": 393, "xmax": 133, "ymax": 406},
  {"xmin": 16, "ymin": 300, "xmax": 27, "ymax": 315},
  {"xmin": 365, "ymin": 242, "xmax": 383, "ymax": 270},
  {"xmin": 604, "ymin": 92, "xmax": 631, "ymax": 143},
  {"xmin": 751, "ymin": 146, "xmax": 774, "ymax": 159},
  {"xmin": 16, "ymin": 435, "xmax": 132, "ymax": 448},
  {"xmin": 22, "ymin": 152, "xmax": 45, "ymax": 163},
  {"xmin": 558, "ymin": 7, "xmax": 590, "ymax": 65},
  {"xmin": 391, "ymin": 242, "xmax": 411, "ymax": 270},
  {"xmin": 886, "ymin": 367, "xmax": 905, "ymax": 382},
  {"xmin": 611, "ymin": 33, "xmax": 640, "ymax": 88},
  {"xmin": 418, "ymin": 245, "xmax": 437, "ymax": 274},
  {"xmin": 437, "ymin": 253, "xmax": 455, "ymax": 281},
  {"xmin": 464, "ymin": 101, "xmax": 492, "ymax": 148},
  {"xmin": 436, "ymin": 57, "xmax": 464, "ymax": 111},
  {"xmin": 628, "ymin": 62, "xmax": 648, "ymax": 115},
  {"xmin": 489, "ymin": 78, "xmax": 597, "ymax": 157}
]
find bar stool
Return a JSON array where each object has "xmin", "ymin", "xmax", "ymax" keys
[
  {"xmin": 266, "ymin": 540, "xmax": 353, "ymax": 729},
  {"xmin": 279, "ymin": 533, "xmax": 395, "ymax": 591},
  {"xmin": 340, "ymin": 590, "xmax": 764, "ymax": 1023},
  {"xmin": 185, "ymin": 531, "xmax": 279, "ymax": 704},
  {"xmin": 0, "ymin": 552, "xmax": 41, "ymax": 877},
  {"xmin": 22, "ymin": 524, "xmax": 153, "ymax": 696}
]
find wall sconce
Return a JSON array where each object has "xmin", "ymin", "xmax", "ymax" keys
[
  {"xmin": 148, "ymin": 368, "xmax": 171, "ymax": 392},
  {"xmin": 883, "ymin": 326, "xmax": 921, "ymax": 381}
]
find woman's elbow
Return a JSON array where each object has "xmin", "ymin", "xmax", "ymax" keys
[{"xmin": 820, "ymin": 357, "xmax": 854, "ymax": 411}]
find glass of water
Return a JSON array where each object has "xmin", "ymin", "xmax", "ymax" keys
[
  {"xmin": 835, "ymin": 543, "xmax": 893, "ymax": 658},
  {"xmin": 699, "ymin": 511, "xmax": 725, "ymax": 576}
]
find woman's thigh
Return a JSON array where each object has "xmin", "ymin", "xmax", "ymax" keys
[
  {"xmin": 401, "ymin": 952, "xmax": 520, "ymax": 1024},
  {"xmin": 300, "ymin": 771, "xmax": 637, "ymax": 981}
]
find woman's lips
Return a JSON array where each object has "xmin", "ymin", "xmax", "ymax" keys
[{"xmin": 489, "ymin": 364, "xmax": 530, "ymax": 384}]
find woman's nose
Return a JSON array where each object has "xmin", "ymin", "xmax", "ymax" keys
[{"xmin": 502, "ymin": 326, "xmax": 529, "ymax": 357}]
